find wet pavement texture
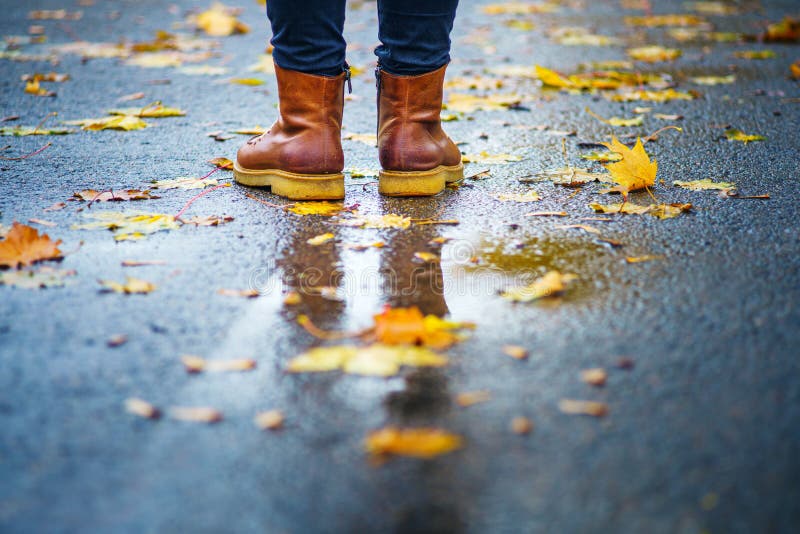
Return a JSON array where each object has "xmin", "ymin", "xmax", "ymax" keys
[{"xmin": 2, "ymin": 0, "xmax": 800, "ymax": 533}]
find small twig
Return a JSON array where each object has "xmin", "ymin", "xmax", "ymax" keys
[
  {"xmin": 33, "ymin": 112, "xmax": 57, "ymax": 134},
  {"xmin": 297, "ymin": 314, "xmax": 371, "ymax": 341},
  {"xmin": 0, "ymin": 142, "xmax": 52, "ymax": 161},
  {"xmin": 174, "ymin": 183, "xmax": 230, "ymax": 220},
  {"xmin": 87, "ymin": 188, "xmax": 112, "ymax": 209},
  {"xmin": 642, "ymin": 125, "xmax": 682, "ymax": 144},
  {"xmin": 361, "ymin": 181, "xmax": 378, "ymax": 191},
  {"xmin": 244, "ymin": 192, "xmax": 288, "ymax": 209}
]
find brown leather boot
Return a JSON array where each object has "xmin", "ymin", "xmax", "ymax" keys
[
  {"xmin": 376, "ymin": 64, "xmax": 463, "ymax": 197},
  {"xmin": 234, "ymin": 63, "xmax": 349, "ymax": 200}
]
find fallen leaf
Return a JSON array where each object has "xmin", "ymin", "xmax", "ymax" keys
[
  {"xmin": 180, "ymin": 65, "xmax": 229, "ymax": 75},
  {"xmin": 287, "ymin": 344, "xmax": 448, "ymax": 377},
  {"xmin": 580, "ymin": 151, "xmax": 622, "ymax": 162},
  {"xmin": 609, "ymin": 89, "xmax": 695, "ymax": 102},
  {"xmin": 108, "ymin": 102, "xmax": 185, "ymax": 117},
  {"xmin": 254, "ymin": 410, "xmax": 284, "ymax": 430},
  {"xmin": 181, "ymin": 355, "xmax": 256, "ymax": 373},
  {"xmin": 580, "ymin": 368, "xmax": 608, "ymax": 386},
  {"xmin": 209, "ymin": 157, "xmax": 233, "ymax": 169},
  {"xmin": 0, "ymin": 267, "xmax": 75, "ymax": 289},
  {"xmin": 73, "ymin": 212, "xmax": 180, "ymax": 240},
  {"xmin": 589, "ymin": 202, "xmax": 692, "ymax": 219},
  {"xmin": 653, "ymin": 113, "xmax": 684, "ymax": 120},
  {"xmin": 217, "ymin": 288, "xmax": 259, "ymax": 298},
  {"xmin": 599, "ymin": 136, "xmax": 657, "ymax": 199},
  {"xmin": 510, "ymin": 416, "xmax": 533, "ymax": 434},
  {"xmin": 43, "ymin": 202, "xmax": 66, "ymax": 211},
  {"xmin": 191, "ymin": 2, "xmax": 249, "ymax": 37},
  {"xmin": 287, "ymin": 202, "xmax": 345, "ymax": 216},
  {"xmin": 624, "ymin": 14, "xmax": 706, "ymax": 27},
  {"xmin": 99, "ymin": 277, "xmax": 157, "ymax": 294},
  {"xmin": 531, "ymin": 167, "xmax": 612, "ymax": 187},
  {"xmin": 725, "ymin": 129, "xmax": 765, "ymax": 143},
  {"xmin": 690, "ymin": 74, "xmax": 735, "ymax": 85},
  {"xmin": 456, "ymin": 390, "xmax": 491, "ymax": 407},
  {"xmin": 586, "ymin": 107, "xmax": 644, "ymax": 127},
  {"xmin": 27, "ymin": 218, "xmax": 56, "ymax": 227},
  {"xmin": 107, "ymin": 334, "xmax": 128, "ymax": 347},
  {"xmin": 64, "ymin": 115, "xmax": 149, "ymax": 131},
  {"xmin": 151, "ymin": 177, "xmax": 219, "ymax": 189},
  {"xmin": 461, "ymin": 151, "xmax": 522, "ymax": 164},
  {"xmin": 673, "ymin": 179, "xmax": 735, "ymax": 191},
  {"xmin": 502, "ymin": 344, "xmax": 528, "ymax": 360},
  {"xmin": 365, "ymin": 427, "xmax": 462, "ymax": 458},
  {"xmin": 125, "ymin": 398, "xmax": 161, "ymax": 419},
  {"xmin": 170, "ymin": 406, "xmax": 223, "ymax": 423},
  {"xmin": 118, "ymin": 92, "xmax": 145, "ymax": 102},
  {"xmin": 182, "ymin": 215, "xmax": 234, "ymax": 226},
  {"xmin": 232, "ymin": 126, "xmax": 266, "ymax": 135},
  {"xmin": 493, "ymin": 191, "xmax": 541, "ymax": 202},
  {"xmin": 346, "ymin": 167, "xmax": 379, "ymax": 178},
  {"xmin": 339, "ymin": 213, "xmax": 412, "ymax": 229},
  {"xmin": 628, "ymin": 45, "xmax": 682, "ymax": 62},
  {"xmin": 73, "ymin": 189, "xmax": 158, "ymax": 202},
  {"xmin": 230, "ymin": 77, "xmax": 264, "ymax": 86},
  {"xmin": 121, "ymin": 259, "xmax": 166, "ymax": 267},
  {"xmin": 0, "ymin": 222, "xmax": 63, "ymax": 268},
  {"xmin": 0, "ymin": 126, "xmax": 72, "ymax": 136},
  {"xmin": 558, "ymin": 399, "xmax": 608, "ymax": 417},
  {"xmin": 444, "ymin": 93, "xmax": 522, "ymax": 112},
  {"xmin": 306, "ymin": 232, "xmax": 335, "ymax": 246},
  {"xmin": 248, "ymin": 54, "xmax": 276, "ymax": 74},
  {"xmin": 500, "ymin": 271, "xmax": 577, "ymax": 302},
  {"xmin": 24, "ymin": 79, "xmax": 56, "ymax": 97},
  {"xmin": 525, "ymin": 211, "xmax": 568, "ymax": 217},
  {"xmin": 761, "ymin": 16, "xmax": 800, "ymax": 42},
  {"xmin": 733, "ymin": 50, "xmax": 776, "ymax": 60},
  {"xmin": 372, "ymin": 307, "xmax": 472, "ymax": 349},
  {"xmin": 625, "ymin": 255, "xmax": 663, "ymax": 263}
]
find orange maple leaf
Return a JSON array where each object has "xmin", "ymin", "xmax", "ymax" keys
[
  {"xmin": 0, "ymin": 222, "xmax": 63, "ymax": 268},
  {"xmin": 373, "ymin": 306, "xmax": 465, "ymax": 349}
]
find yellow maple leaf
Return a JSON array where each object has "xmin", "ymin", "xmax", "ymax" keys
[
  {"xmin": 287, "ymin": 344, "xmax": 448, "ymax": 377},
  {"xmin": 99, "ymin": 277, "xmax": 157, "ymax": 294},
  {"xmin": 0, "ymin": 222, "xmax": 63, "ymax": 268},
  {"xmin": 599, "ymin": 136, "xmax": 657, "ymax": 198},
  {"xmin": 365, "ymin": 427, "xmax": 463, "ymax": 459}
]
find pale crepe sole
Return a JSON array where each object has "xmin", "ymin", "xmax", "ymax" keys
[
  {"xmin": 234, "ymin": 162, "xmax": 345, "ymax": 200},
  {"xmin": 378, "ymin": 163, "xmax": 464, "ymax": 197}
]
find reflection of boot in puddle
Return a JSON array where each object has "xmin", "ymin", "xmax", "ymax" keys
[
  {"xmin": 379, "ymin": 205, "xmax": 450, "ymax": 317},
  {"xmin": 275, "ymin": 218, "xmax": 346, "ymax": 325}
]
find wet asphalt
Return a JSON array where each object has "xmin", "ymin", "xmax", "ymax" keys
[{"xmin": 1, "ymin": 0, "xmax": 800, "ymax": 533}]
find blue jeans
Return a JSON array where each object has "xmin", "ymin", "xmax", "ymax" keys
[{"xmin": 267, "ymin": 0, "xmax": 459, "ymax": 77}]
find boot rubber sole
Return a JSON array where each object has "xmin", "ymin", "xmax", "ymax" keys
[
  {"xmin": 233, "ymin": 161, "xmax": 345, "ymax": 200},
  {"xmin": 378, "ymin": 163, "xmax": 464, "ymax": 197}
]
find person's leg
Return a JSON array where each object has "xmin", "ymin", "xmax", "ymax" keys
[
  {"xmin": 234, "ymin": 1, "xmax": 349, "ymax": 200},
  {"xmin": 267, "ymin": 0, "xmax": 347, "ymax": 76},
  {"xmin": 375, "ymin": 0, "xmax": 459, "ymax": 75},
  {"xmin": 375, "ymin": 0, "xmax": 462, "ymax": 196}
]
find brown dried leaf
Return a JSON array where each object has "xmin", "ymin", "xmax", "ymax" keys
[
  {"xmin": 170, "ymin": 406, "xmax": 223, "ymax": 423},
  {"xmin": 558, "ymin": 399, "xmax": 608, "ymax": 417},
  {"xmin": 125, "ymin": 397, "xmax": 161, "ymax": 419},
  {"xmin": 580, "ymin": 368, "xmax": 608, "ymax": 386},
  {"xmin": 254, "ymin": 410, "xmax": 284, "ymax": 430}
]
